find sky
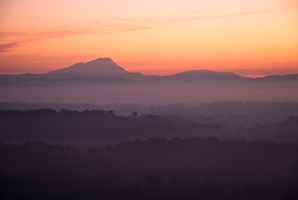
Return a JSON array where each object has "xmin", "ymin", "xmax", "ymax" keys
[{"xmin": 0, "ymin": 0, "xmax": 298, "ymax": 77}]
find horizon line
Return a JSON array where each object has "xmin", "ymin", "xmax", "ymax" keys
[{"xmin": 0, "ymin": 57, "xmax": 297, "ymax": 78}]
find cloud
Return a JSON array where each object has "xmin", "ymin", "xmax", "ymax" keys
[
  {"xmin": 1, "ymin": 4, "xmax": 297, "ymax": 54},
  {"xmin": 117, "ymin": 26, "xmax": 152, "ymax": 33},
  {"xmin": 0, "ymin": 42, "xmax": 20, "ymax": 53},
  {"xmin": 24, "ymin": 28, "xmax": 94, "ymax": 42},
  {"xmin": 88, "ymin": 5, "xmax": 298, "ymax": 35},
  {"xmin": 86, "ymin": 19, "xmax": 153, "ymax": 35},
  {"xmin": 0, "ymin": 31, "xmax": 23, "ymax": 38},
  {"xmin": 188, "ymin": 5, "xmax": 298, "ymax": 20},
  {"xmin": 110, "ymin": 4, "xmax": 298, "ymax": 25},
  {"xmin": 0, "ymin": 24, "xmax": 151, "ymax": 53},
  {"xmin": 0, "ymin": 28, "xmax": 94, "ymax": 53}
]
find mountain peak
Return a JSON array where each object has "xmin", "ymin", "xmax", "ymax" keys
[
  {"xmin": 94, "ymin": 57, "xmax": 113, "ymax": 61},
  {"xmin": 47, "ymin": 57, "xmax": 127, "ymax": 76},
  {"xmin": 89, "ymin": 57, "xmax": 114, "ymax": 63}
]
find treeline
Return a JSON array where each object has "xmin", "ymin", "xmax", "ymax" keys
[
  {"xmin": 1, "ymin": 138, "xmax": 298, "ymax": 199},
  {"xmin": 0, "ymin": 109, "xmax": 222, "ymax": 145},
  {"xmin": 236, "ymin": 115, "xmax": 298, "ymax": 143},
  {"xmin": 2, "ymin": 101, "xmax": 298, "ymax": 134},
  {"xmin": 2, "ymin": 101, "xmax": 297, "ymax": 118}
]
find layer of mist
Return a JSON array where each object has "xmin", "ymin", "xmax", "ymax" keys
[
  {"xmin": 1, "ymin": 81, "xmax": 298, "ymax": 104},
  {"xmin": 1, "ymin": 58, "xmax": 298, "ymax": 199}
]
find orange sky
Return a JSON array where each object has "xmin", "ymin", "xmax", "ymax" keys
[{"xmin": 0, "ymin": 0, "xmax": 298, "ymax": 77}]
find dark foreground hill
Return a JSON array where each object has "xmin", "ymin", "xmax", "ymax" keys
[
  {"xmin": 0, "ymin": 109, "xmax": 222, "ymax": 145},
  {"xmin": 1, "ymin": 138, "xmax": 298, "ymax": 200},
  {"xmin": 237, "ymin": 116, "xmax": 298, "ymax": 143},
  {"xmin": 1, "ymin": 108, "xmax": 298, "ymax": 145}
]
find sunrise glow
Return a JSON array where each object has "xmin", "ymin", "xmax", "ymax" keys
[{"xmin": 1, "ymin": 0, "xmax": 297, "ymax": 77}]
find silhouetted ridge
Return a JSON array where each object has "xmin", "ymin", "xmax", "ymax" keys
[
  {"xmin": 275, "ymin": 116, "xmax": 298, "ymax": 127},
  {"xmin": 256, "ymin": 74, "xmax": 298, "ymax": 81},
  {"xmin": 0, "ymin": 109, "xmax": 222, "ymax": 145},
  {"xmin": 1, "ymin": 57, "xmax": 298, "ymax": 87},
  {"xmin": 164, "ymin": 70, "xmax": 250, "ymax": 81},
  {"xmin": 47, "ymin": 57, "xmax": 126, "ymax": 75},
  {"xmin": 1, "ymin": 138, "xmax": 298, "ymax": 199}
]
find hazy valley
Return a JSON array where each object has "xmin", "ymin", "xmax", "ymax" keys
[
  {"xmin": 1, "ymin": 58, "xmax": 298, "ymax": 199},
  {"xmin": 1, "ymin": 58, "xmax": 298, "ymax": 104}
]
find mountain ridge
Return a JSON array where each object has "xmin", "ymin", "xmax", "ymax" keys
[
  {"xmin": 163, "ymin": 70, "xmax": 250, "ymax": 81},
  {"xmin": 0, "ymin": 57, "xmax": 297, "ymax": 83},
  {"xmin": 48, "ymin": 57, "xmax": 127, "ymax": 75}
]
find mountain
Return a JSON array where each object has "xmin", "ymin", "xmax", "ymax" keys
[
  {"xmin": 46, "ymin": 58, "xmax": 127, "ymax": 77},
  {"xmin": 274, "ymin": 116, "xmax": 298, "ymax": 127},
  {"xmin": 256, "ymin": 74, "xmax": 298, "ymax": 81},
  {"xmin": 238, "ymin": 116, "xmax": 298, "ymax": 143},
  {"xmin": 1, "ymin": 57, "xmax": 298, "ymax": 84},
  {"xmin": 0, "ymin": 58, "xmax": 146, "ymax": 86},
  {"xmin": 1, "ymin": 57, "xmax": 298, "ymax": 103},
  {"xmin": 163, "ymin": 70, "xmax": 250, "ymax": 82},
  {"xmin": 37, "ymin": 57, "xmax": 298, "ymax": 82},
  {"xmin": 43, "ymin": 57, "xmax": 145, "ymax": 80}
]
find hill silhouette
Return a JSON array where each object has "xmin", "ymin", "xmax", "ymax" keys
[
  {"xmin": 0, "ymin": 108, "xmax": 221, "ymax": 145},
  {"xmin": 36, "ymin": 57, "xmax": 144, "ymax": 80},
  {"xmin": 45, "ymin": 57, "xmax": 144, "ymax": 80},
  {"xmin": 1, "ymin": 138, "xmax": 298, "ymax": 199},
  {"xmin": 163, "ymin": 70, "xmax": 249, "ymax": 82},
  {"xmin": 48, "ymin": 57, "xmax": 127, "ymax": 74},
  {"xmin": 1, "ymin": 57, "xmax": 298, "ymax": 82},
  {"xmin": 1, "ymin": 57, "xmax": 298, "ymax": 103},
  {"xmin": 256, "ymin": 74, "xmax": 298, "ymax": 81}
]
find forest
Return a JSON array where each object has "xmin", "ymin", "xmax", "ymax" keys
[
  {"xmin": 1, "ymin": 106, "xmax": 298, "ymax": 145},
  {"xmin": 1, "ymin": 138, "xmax": 298, "ymax": 200},
  {"xmin": 0, "ymin": 108, "xmax": 222, "ymax": 145},
  {"xmin": 1, "ymin": 106, "xmax": 298, "ymax": 199}
]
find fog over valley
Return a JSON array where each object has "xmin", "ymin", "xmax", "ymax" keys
[
  {"xmin": 2, "ymin": 0, "xmax": 298, "ymax": 198},
  {"xmin": 1, "ymin": 57, "xmax": 298, "ymax": 199},
  {"xmin": 1, "ymin": 58, "xmax": 298, "ymax": 104}
]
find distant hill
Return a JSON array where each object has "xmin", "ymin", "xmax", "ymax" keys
[
  {"xmin": 1, "ymin": 57, "xmax": 298, "ymax": 84},
  {"xmin": 1, "ymin": 57, "xmax": 298, "ymax": 103},
  {"xmin": 256, "ymin": 74, "xmax": 298, "ymax": 81},
  {"xmin": 163, "ymin": 70, "xmax": 250, "ymax": 82},
  {"xmin": 44, "ymin": 57, "xmax": 145, "ymax": 80},
  {"xmin": 274, "ymin": 116, "xmax": 298, "ymax": 127},
  {"xmin": 0, "ymin": 108, "xmax": 220, "ymax": 145},
  {"xmin": 48, "ymin": 57, "xmax": 127, "ymax": 75},
  {"xmin": 0, "ymin": 57, "xmax": 146, "ymax": 85},
  {"xmin": 35, "ymin": 57, "xmax": 145, "ymax": 80},
  {"xmin": 237, "ymin": 115, "xmax": 298, "ymax": 143}
]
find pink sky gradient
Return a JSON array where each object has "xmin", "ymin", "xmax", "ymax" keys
[{"xmin": 0, "ymin": 0, "xmax": 297, "ymax": 77}]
